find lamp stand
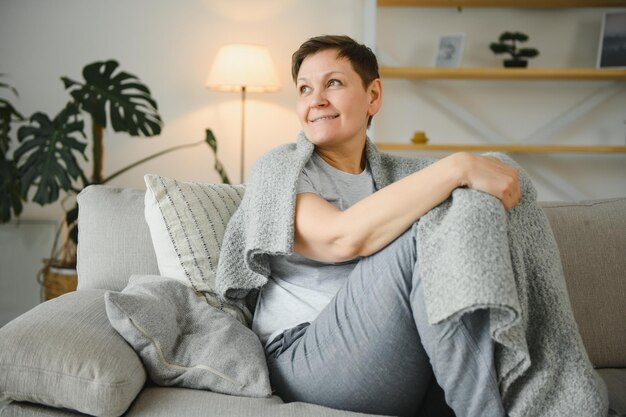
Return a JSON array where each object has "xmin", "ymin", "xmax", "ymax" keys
[{"xmin": 240, "ymin": 86, "xmax": 246, "ymax": 184}]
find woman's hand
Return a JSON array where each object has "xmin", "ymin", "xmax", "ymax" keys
[{"xmin": 448, "ymin": 152, "xmax": 521, "ymax": 210}]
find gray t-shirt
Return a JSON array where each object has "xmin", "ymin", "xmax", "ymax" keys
[{"xmin": 251, "ymin": 151, "xmax": 375, "ymax": 346}]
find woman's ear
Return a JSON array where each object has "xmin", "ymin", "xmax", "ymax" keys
[{"xmin": 367, "ymin": 79, "xmax": 383, "ymax": 116}]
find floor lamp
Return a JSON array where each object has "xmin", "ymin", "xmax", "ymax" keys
[{"xmin": 206, "ymin": 44, "xmax": 280, "ymax": 184}]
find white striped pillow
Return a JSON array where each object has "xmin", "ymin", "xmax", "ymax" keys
[{"xmin": 143, "ymin": 175, "xmax": 244, "ymax": 317}]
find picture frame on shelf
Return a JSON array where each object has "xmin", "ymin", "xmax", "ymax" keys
[
  {"xmin": 596, "ymin": 11, "xmax": 626, "ymax": 69},
  {"xmin": 434, "ymin": 33, "xmax": 465, "ymax": 68}
]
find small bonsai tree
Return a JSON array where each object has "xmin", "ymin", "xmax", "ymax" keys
[{"xmin": 490, "ymin": 31, "xmax": 539, "ymax": 67}]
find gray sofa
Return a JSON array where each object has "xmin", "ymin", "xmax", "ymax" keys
[{"xmin": 0, "ymin": 184, "xmax": 624, "ymax": 417}]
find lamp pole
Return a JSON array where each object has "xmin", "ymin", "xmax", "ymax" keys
[{"xmin": 240, "ymin": 85, "xmax": 246, "ymax": 184}]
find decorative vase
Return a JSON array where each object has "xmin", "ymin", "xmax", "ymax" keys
[{"xmin": 503, "ymin": 59, "xmax": 528, "ymax": 68}]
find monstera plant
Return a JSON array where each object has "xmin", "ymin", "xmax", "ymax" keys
[{"xmin": 1, "ymin": 61, "xmax": 229, "ymax": 266}]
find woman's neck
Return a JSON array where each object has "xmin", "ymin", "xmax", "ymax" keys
[{"xmin": 314, "ymin": 140, "xmax": 367, "ymax": 174}]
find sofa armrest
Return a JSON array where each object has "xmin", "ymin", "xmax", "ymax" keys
[
  {"xmin": 540, "ymin": 198, "xmax": 626, "ymax": 368},
  {"xmin": 0, "ymin": 289, "xmax": 146, "ymax": 417}
]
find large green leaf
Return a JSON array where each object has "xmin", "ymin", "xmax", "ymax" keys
[
  {"xmin": 0, "ymin": 73, "xmax": 20, "ymax": 97},
  {"xmin": 65, "ymin": 203, "xmax": 79, "ymax": 245},
  {"xmin": 62, "ymin": 60, "xmax": 162, "ymax": 137},
  {"xmin": 0, "ymin": 157, "xmax": 24, "ymax": 222},
  {"xmin": 0, "ymin": 78, "xmax": 24, "ymax": 158},
  {"xmin": 0, "ymin": 99, "xmax": 23, "ymax": 157},
  {"xmin": 14, "ymin": 103, "xmax": 87, "ymax": 205}
]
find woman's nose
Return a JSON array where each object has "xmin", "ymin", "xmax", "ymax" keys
[{"xmin": 310, "ymin": 89, "xmax": 328, "ymax": 107}]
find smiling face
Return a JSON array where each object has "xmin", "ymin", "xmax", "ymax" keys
[{"xmin": 295, "ymin": 49, "xmax": 382, "ymax": 150}]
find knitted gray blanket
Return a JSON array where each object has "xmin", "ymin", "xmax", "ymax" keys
[{"xmin": 215, "ymin": 132, "xmax": 608, "ymax": 417}]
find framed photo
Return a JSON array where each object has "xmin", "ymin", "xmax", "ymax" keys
[
  {"xmin": 596, "ymin": 11, "xmax": 626, "ymax": 69},
  {"xmin": 434, "ymin": 33, "xmax": 465, "ymax": 68}
]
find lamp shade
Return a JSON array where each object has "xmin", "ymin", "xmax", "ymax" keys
[{"xmin": 206, "ymin": 44, "xmax": 280, "ymax": 92}]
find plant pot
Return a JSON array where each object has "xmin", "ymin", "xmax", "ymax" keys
[
  {"xmin": 503, "ymin": 59, "xmax": 528, "ymax": 68},
  {"xmin": 40, "ymin": 259, "xmax": 78, "ymax": 301}
]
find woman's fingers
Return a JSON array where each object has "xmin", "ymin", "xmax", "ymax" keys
[
  {"xmin": 456, "ymin": 153, "xmax": 521, "ymax": 209},
  {"xmin": 485, "ymin": 157, "xmax": 520, "ymax": 209}
]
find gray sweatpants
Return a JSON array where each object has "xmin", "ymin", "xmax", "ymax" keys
[{"xmin": 265, "ymin": 226, "xmax": 507, "ymax": 417}]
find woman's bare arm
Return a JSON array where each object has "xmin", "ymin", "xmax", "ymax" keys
[{"xmin": 293, "ymin": 152, "xmax": 520, "ymax": 263}]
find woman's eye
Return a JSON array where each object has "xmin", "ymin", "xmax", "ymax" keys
[
  {"xmin": 299, "ymin": 85, "xmax": 311, "ymax": 94},
  {"xmin": 328, "ymin": 79, "xmax": 341, "ymax": 87}
]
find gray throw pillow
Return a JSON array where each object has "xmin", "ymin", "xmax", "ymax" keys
[
  {"xmin": 104, "ymin": 275, "xmax": 271, "ymax": 398},
  {"xmin": 0, "ymin": 289, "xmax": 146, "ymax": 417}
]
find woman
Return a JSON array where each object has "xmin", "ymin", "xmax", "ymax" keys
[{"xmin": 215, "ymin": 35, "xmax": 607, "ymax": 417}]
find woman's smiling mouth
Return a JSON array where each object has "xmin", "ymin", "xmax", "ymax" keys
[{"xmin": 310, "ymin": 114, "xmax": 339, "ymax": 123}]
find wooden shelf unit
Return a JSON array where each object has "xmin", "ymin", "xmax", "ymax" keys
[
  {"xmin": 373, "ymin": 1, "xmax": 626, "ymax": 155},
  {"xmin": 379, "ymin": 67, "xmax": 626, "ymax": 81},
  {"xmin": 378, "ymin": 0, "xmax": 626, "ymax": 7},
  {"xmin": 376, "ymin": 143, "xmax": 626, "ymax": 153}
]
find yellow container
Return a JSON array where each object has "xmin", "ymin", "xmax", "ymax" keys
[{"xmin": 411, "ymin": 131, "xmax": 429, "ymax": 144}]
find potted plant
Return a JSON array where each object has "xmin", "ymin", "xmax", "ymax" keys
[
  {"xmin": 1, "ymin": 61, "xmax": 229, "ymax": 299},
  {"xmin": 490, "ymin": 31, "xmax": 539, "ymax": 68}
]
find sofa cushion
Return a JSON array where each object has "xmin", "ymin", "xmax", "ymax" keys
[
  {"xmin": 77, "ymin": 185, "xmax": 159, "ymax": 291},
  {"xmin": 596, "ymin": 368, "xmax": 626, "ymax": 417},
  {"xmin": 0, "ymin": 386, "xmax": 383, "ymax": 417},
  {"xmin": 143, "ymin": 174, "xmax": 244, "ymax": 316},
  {"xmin": 0, "ymin": 402, "xmax": 84, "ymax": 416},
  {"xmin": 105, "ymin": 275, "xmax": 271, "ymax": 398},
  {"xmin": 541, "ymin": 198, "xmax": 626, "ymax": 368},
  {"xmin": 0, "ymin": 289, "xmax": 146, "ymax": 417},
  {"xmin": 127, "ymin": 385, "xmax": 384, "ymax": 417},
  {"xmin": 4, "ymin": 372, "xmax": 625, "ymax": 417}
]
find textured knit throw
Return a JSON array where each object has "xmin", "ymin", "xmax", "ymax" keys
[{"xmin": 215, "ymin": 132, "xmax": 608, "ymax": 417}]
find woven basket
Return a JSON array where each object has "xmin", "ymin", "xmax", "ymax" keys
[{"xmin": 41, "ymin": 260, "xmax": 78, "ymax": 301}]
